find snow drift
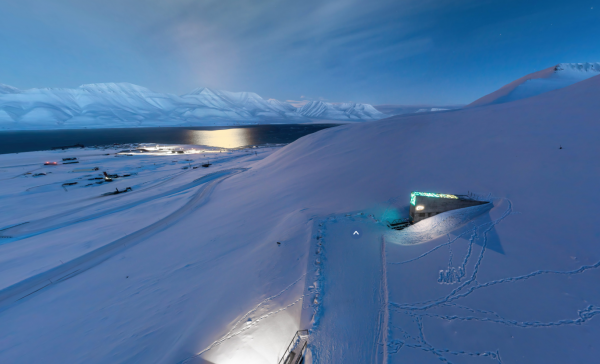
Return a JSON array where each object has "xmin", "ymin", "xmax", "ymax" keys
[
  {"xmin": 385, "ymin": 202, "xmax": 493, "ymax": 245},
  {"xmin": 0, "ymin": 83, "xmax": 386, "ymax": 130}
]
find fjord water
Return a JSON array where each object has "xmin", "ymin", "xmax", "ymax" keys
[{"xmin": 0, "ymin": 124, "xmax": 338, "ymax": 154}]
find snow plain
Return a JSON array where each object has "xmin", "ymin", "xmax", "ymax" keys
[{"xmin": 1, "ymin": 73, "xmax": 600, "ymax": 364}]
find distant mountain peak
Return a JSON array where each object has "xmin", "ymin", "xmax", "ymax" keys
[
  {"xmin": 185, "ymin": 87, "xmax": 217, "ymax": 96},
  {"xmin": 554, "ymin": 62, "xmax": 600, "ymax": 73}
]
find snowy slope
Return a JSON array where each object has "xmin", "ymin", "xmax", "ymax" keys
[
  {"xmin": 1, "ymin": 76, "xmax": 599, "ymax": 364},
  {"xmin": 468, "ymin": 62, "xmax": 600, "ymax": 107},
  {"xmin": 298, "ymin": 100, "xmax": 386, "ymax": 120},
  {"xmin": 0, "ymin": 83, "xmax": 385, "ymax": 129},
  {"xmin": 415, "ymin": 107, "xmax": 448, "ymax": 113},
  {"xmin": 374, "ymin": 104, "xmax": 462, "ymax": 116},
  {"xmin": 0, "ymin": 83, "xmax": 20, "ymax": 94}
]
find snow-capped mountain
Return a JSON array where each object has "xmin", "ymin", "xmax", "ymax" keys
[
  {"xmin": 297, "ymin": 101, "xmax": 385, "ymax": 120},
  {"xmin": 468, "ymin": 62, "xmax": 600, "ymax": 107},
  {"xmin": 180, "ymin": 88, "xmax": 305, "ymax": 121},
  {"xmin": 0, "ymin": 83, "xmax": 386, "ymax": 129}
]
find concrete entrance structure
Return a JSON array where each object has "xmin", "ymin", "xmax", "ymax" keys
[{"xmin": 409, "ymin": 191, "xmax": 488, "ymax": 223}]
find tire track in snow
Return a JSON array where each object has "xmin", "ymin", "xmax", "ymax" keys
[
  {"xmin": 1, "ymin": 152, "xmax": 253, "ymax": 241},
  {"xmin": 386, "ymin": 199, "xmax": 513, "ymax": 363},
  {"xmin": 0, "ymin": 168, "xmax": 247, "ymax": 312},
  {"xmin": 416, "ymin": 305, "xmax": 600, "ymax": 328},
  {"xmin": 386, "ymin": 197, "xmax": 600, "ymax": 363},
  {"xmin": 393, "ymin": 200, "xmax": 513, "ymax": 310},
  {"xmin": 378, "ymin": 236, "xmax": 390, "ymax": 364},
  {"xmin": 2, "ymin": 167, "xmax": 245, "ymax": 242}
]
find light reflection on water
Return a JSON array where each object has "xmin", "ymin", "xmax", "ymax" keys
[
  {"xmin": 0, "ymin": 124, "xmax": 339, "ymax": 154},
  {"xmin": 186, "ymin": 128, "xmax": 251, "ymax": 148}
]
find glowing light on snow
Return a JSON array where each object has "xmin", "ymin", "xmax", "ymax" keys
[
  {"xmin": 117, "ymin": 144, "xmax": 227, "ymax": 156},
  {"xmin": 201, "ymin": 309, "xmax": 300, "ymax": 364},
  {"xmin": 187, "ymin": 128, "xmax": 250, "ymax": 148},
  {"xmin": 416, "ymin": 205, "xmax": 424, "ymax": 211},
  {"xmin": 410, "ymin": 191, "xmax": 458, "ymax": 205}
]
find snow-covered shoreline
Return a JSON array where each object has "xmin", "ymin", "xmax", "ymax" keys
[{"xmin": 0, "ymin": 124, "xmax": 338, "ymax": 155}]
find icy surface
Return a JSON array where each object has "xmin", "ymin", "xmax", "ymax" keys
[
  {"xmin": 0, "ymin": 74, "xmax": 599, "ymax": 363},
  {"xmin": 0, "ymin": 84, "xmax": 386, "ymax": 130}
]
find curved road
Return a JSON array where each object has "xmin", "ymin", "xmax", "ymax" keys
[{"xmin": 0, "ymin": 168, "xmax": 246, "ymax": 312}]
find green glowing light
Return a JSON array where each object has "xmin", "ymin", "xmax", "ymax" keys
[{"xmin": 411, "ymin": 191, "xmax": 458, "ymax": 205}]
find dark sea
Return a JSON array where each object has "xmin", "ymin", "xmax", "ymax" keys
[{"xmin": 0, "ymin": 124, "xmax": 339, "ymax": 154}]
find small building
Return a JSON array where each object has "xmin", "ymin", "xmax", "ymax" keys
[{"xmin": 409, "ymin": 191, "xmax": 488, "ymax": 223}]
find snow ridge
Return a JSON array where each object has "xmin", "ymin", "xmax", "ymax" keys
[
  {"xmin": 468, "ymin": 62, "xmax": 600, "ymax": 107},
  {"xmin": 554, "ymin": 62, "xmax": 600, "ymax": 73},
  {"xmin": 0, "ymin": 84, "xmax": 20, "ymax": 94},
  {"xmin": 0, "ymin": 83, "xmax": 387, "ymax": 129}
]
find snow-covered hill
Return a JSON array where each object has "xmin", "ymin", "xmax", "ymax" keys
[
  {"xmin": 1, "ymin": 69, "xmax": 599, "ymax": 363},
  {"xmin": 467, "ymin": 62, "xmax": 600, "ymax": 107},
  {"xmin": 374, "ymin": 104, "xmax": 462, "ymax": 116},
  {"xmin": 0, "ymin": 83, "xmax": 386, "ymax": 129},
  {"xmin": 415, "ymin": 107, "xmax": 448, "ymax": 113},
  {"xmin": 0, "ymin": 83, "xmax": 20, "ymax": 94}
]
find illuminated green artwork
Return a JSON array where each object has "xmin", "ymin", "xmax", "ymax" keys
[{"xmin": 411, "ymin": 191, "xmax": 458, "ymax": 205}]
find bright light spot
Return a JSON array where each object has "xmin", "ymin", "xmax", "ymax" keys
[
  {"xmin": 416, "ymin": 205, "xmax": 424, "ymax": 211},
  {"xmin": 202, "ymin": 307, "xmax": 301, "ymax": 364},
  {"xmin": 410, "ymin": 191, "xmax": 458, "ymax": 205},
  {"xmin": 188, "ymin": 128, "xmax": 250, "ymax": 148}
]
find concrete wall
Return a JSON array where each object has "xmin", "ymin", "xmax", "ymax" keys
[{"xmin": 409, "ymin": 196, "xmax": 488, "ymax": 223}]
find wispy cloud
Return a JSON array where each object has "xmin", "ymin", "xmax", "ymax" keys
[
  {"xmin": 130, "ymin": 0, "xmax": 448, "ymax": 90},
  {"xmin": 2, "ymin": 0, "xmax": 592, "ymax": 104}
]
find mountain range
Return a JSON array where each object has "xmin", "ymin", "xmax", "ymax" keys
[
  {"xmin": 2, "ymin": 62, "xmax": 599, "ymax": 130},
  {"xmin": 0, "ymin": 83, "xmax": 386, "ymax": 129}
]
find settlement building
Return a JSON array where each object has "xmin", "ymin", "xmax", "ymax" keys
[{"xmin": 409, "ymin": 191, "xmax": 488, "ymax": 223}]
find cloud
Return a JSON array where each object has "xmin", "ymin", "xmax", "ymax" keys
[
  {"xmin": 128, "ymin": 0, "xmax": 450, "ymax": 89},
  {"xmin": 6, "ymin": 0, "xmax": 565, "ymax": 105}
]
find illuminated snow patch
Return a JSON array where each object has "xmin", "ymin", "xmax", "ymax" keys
[{"xmin": 386, "ymin": 202, "xmax": 493, "ymax": 245}]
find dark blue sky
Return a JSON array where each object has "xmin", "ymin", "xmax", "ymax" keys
[{"xmin": 0, "ymin": 0, "xmax": 598, "ymax": 104}]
